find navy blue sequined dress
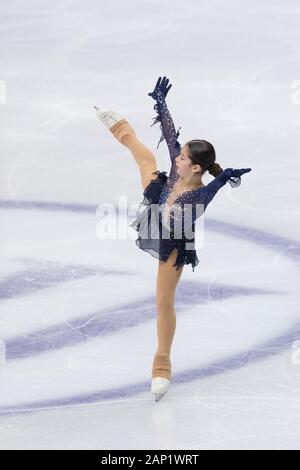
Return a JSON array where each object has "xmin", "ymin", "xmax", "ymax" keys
[{"xmin": 129, "ymin": 96, "xmax": 242, "ymax": 272}]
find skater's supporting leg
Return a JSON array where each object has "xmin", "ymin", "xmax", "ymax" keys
[
  {"xmin": 152, "ymin": 248, "xmax": 184, "ymax": 380},
  {"xmin": 109, "ymin": 119, "xmax": 157, "ymax": 191}
]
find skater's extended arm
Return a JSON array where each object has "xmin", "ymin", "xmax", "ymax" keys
[
  {"xmin": 148, "ymin": 76, "xmax": 181, "ymax": 164},
  {"xmin": 201, "ymin": 167, "xmax": 252, "ymax": 209},
  {"xmin": 181, "ymin": 167, "xmax": 252, "ymax": 220},
  {"xmin": 176, "ymin": 167, "xmax": 252, "ymax": 237}
]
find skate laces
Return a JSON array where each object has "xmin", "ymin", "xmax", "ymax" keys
[{"xmin": 103, "ymin": 113, "xmax": 117, "ymax": 127}]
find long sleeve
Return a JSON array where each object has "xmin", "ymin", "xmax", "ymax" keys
[
  {"xmin": 202, "ymin": 168, "xmax": 242, "ymax": 209},
  {"xmin": 163, "ymin": 166, "xmax": 248, "ymax": 250},
  {"xmin": 166, "ymin": 174, "xmax": 224, "ymax": 238},
  {"xmin": 150, "ymin": 97, "xmax": 182, "ymax": 164},
  {"xmin": 202, "ymin": 173, "xmax": 227, "ymax": 209}
]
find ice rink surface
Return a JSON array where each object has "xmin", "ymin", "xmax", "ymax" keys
[{"xmin": 0, "ymin": 0, "xmax": 300, "ymax": 450}]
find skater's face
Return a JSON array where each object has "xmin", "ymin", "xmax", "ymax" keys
[{"xmin": 175, "ymin": 145, "xmax": 202, "ymax": 177}]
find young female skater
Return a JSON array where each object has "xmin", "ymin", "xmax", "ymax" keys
[{"xmin": 95, "ymin": 76, "xmax": 251, "ymax": 401}]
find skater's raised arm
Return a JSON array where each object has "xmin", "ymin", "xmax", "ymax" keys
[{"xmin": 148, "ymin": 76, "xmax": 181, "ymax": 164}]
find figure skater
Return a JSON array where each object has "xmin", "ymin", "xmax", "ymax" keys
[{"xmin": 94, "ymin": 76, "xmax": 251, "ymax": 402}]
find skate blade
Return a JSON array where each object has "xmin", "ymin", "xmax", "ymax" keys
[{"xmin": 154, "ymin": 390, "xmax": 168, "ymax": 402}]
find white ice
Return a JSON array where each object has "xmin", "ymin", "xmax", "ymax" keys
[{"xmin": 0, "ymin": 0, "xmax": 300, "ymax": 450}]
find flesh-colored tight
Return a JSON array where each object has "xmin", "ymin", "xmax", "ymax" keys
[{"xmin": 109, "ymin": 119, "xmax": 184, "ymax": 381}]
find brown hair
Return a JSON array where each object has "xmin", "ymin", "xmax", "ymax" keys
[{"xmin": 186, "ymin": 139, "xmax": 223, "ymax": 177}]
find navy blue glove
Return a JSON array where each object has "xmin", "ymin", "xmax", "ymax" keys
[
  {"xmin": 224, "ymin": 168, "xmax": 252, "ymax": 178},
  {"xmin": 148, "ymin": 76, "xmax": 172, "ymax": 102},
  {"xmin": 220, "ymin": 167, "xmax": 252, "ymax": 187}
]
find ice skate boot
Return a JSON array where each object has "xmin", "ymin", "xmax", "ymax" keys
[
  {"xmin": 151, "ymin": 352, "xmax": 171, "ymax": 402},
  {"xmin": 94, "ymin": 107, "xmax": 136, "ymax": 144},
  {"xmin": 151, "ymin": 377, "xmax": 171, "ymax": 402}
]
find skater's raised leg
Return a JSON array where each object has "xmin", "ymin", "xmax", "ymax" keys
[{"xmin": 95, "ymin": 108, "xmax": 157, "ymax": 190}]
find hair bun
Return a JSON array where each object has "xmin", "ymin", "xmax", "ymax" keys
[
  {"xmin": 208, "ymin": 162, "xmax": 223, "ymax": 177},
  {"xmin": 208, "ymin": 162, "xmax": 216, "ymax": 174}
]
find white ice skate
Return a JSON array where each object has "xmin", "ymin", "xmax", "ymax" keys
[
  {"xmin": 94, "ymin": 107, "xmax": 125, "ymax": 129},
  {"xmin": 151, "ymin": 377, "xmax": 171, "ymax": 402}
]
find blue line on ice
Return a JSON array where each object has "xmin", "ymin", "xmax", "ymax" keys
[{"xmin": 0, "ymin": 198, "xmax": 298, "ymax": 415}]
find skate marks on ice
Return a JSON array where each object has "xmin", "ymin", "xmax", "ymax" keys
[{"xmin": 0, "ymin": 199, "xmax": 299, "ymax": 414}]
